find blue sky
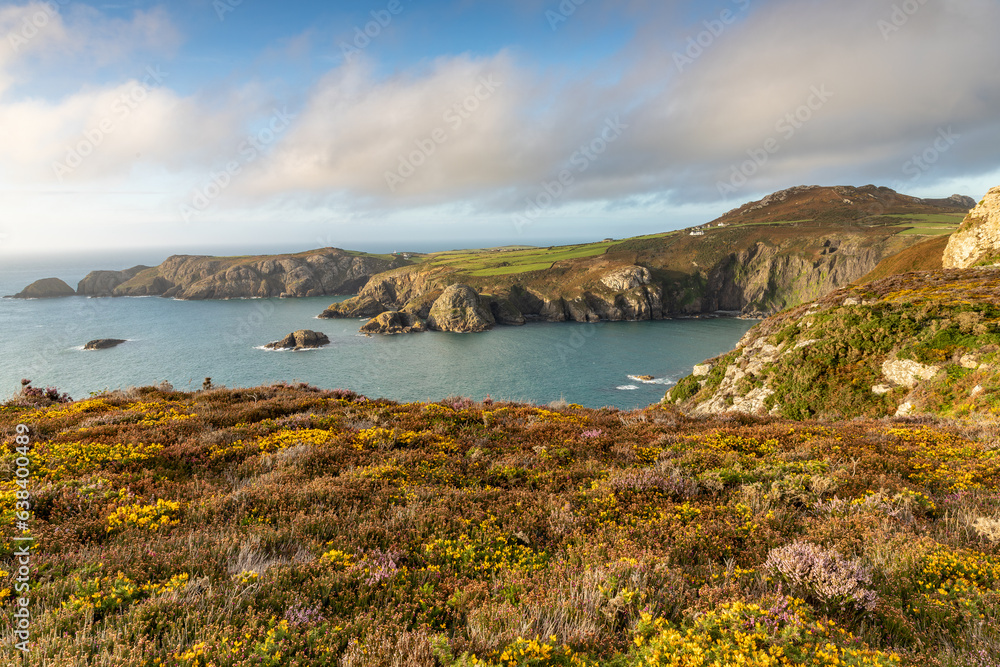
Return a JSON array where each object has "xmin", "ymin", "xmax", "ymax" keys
[{"xmin": 1, "ymin": 0, "xmax": 999, "ymax": 256}]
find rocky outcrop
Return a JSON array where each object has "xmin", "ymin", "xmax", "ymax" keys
[
  {"xmin": 264, "ymin": 330, "xmax": 330, "ymax": 350},
  {"xmin": 943, "ymin": 186, "xmax": 1000, "ymax": 268},
  {"xmin": 319, "ymin": 267, "xmax": 440, "ymax": 319},
  {"xmin": 360, "ymin": 311, "xmax": 426, "ymax": 335},
  {"xmin": 73, "ymin": 249, "xmax": 405, "ymax": 300},
  {"xmin": 77, "ymin": 266, "xmax": 150, "ymax": 296},
  {"xmin": 881, "ymin": 359, "xmax": 940, "ymax": 388},
  {"xmin": 600, "ymin": 266, "xmax": 651, "ymax": 291},
  {"xmin": 426, "ymin": 285, "xmax": 496, "ymax": 333},
  {"xmin": 9, "ymin": 278, "xmax": 76, "ymax": 299},
  {"xmin": 84, "ymin": 339, "xmax": 127, "ymax": 350}
]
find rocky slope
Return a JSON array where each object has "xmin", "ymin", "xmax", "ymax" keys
[
  {"xmin": 943, "ymin": 185, "xmax": 1000, "ymax": 268},
  {"xmin": 16, "ymin": 249, "xmax": 407, "ymax": 300},
  {"xmin": 668, "ymin": 268, "xmax": 1000, "ymax": 420},
  {"xmin": 8, "ymin": 277, "xmax": 76, "ymax": 298},
  {"xmin": 322, "ymin": 185, "xmax": 973, "ymax": 333}
]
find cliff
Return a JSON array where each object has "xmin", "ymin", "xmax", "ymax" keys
[
  {"xmin": 26, "ymin": 248, "xmax": 406, "ymax": 301},
  {"xmin": 943, "ymin": 185, "xmax": 1000, "ymax": 268},
  {"xmin": 668, "ymin": 267, "xmax": 1000, "ymax": 421},
  {"xmin": 322, "ymin": 185, "xmax": 973, "ymax": 332}
]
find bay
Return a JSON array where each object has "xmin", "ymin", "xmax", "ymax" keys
[{"xmin": 0, "ymin": 252, "xmax": 756, "ymax": 408}]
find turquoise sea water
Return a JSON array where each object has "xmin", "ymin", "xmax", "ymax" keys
[{"xmin": 0, "ymin": 253, "xmax": 756, "ymax": 409}]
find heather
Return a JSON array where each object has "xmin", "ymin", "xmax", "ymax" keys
[{"xmin": 1, "ymin": 383, "xmax": 999, "ymax": 665}]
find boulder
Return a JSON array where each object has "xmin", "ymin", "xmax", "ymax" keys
[
  {"xmin": 882, "ymin": 359, "xmax": 940, "ymax": 388},
  {"xmin": 264, "ymin": 330, "xmax": 330, "ymax": 350},
  {"xmin": 359, "ymin": 311, "xmax": 426, "ymax": 335},
  {"xmin": 9, "ymin": 277, "xmax": 76, "ymax": 299},
  {"xmin": 84, "ymin": 339, "xmax": 127, "ymax": 350},
  {"xmin": 426, "ymin": 284, "xmax": 495, "ymax": 333},
  {"xmin": 943, "ymin": 185, "xmax": 1000, "ymax": 268}
]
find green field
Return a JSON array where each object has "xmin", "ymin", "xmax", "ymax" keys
[{"xmin": 427, "ymin": 241, "xmax": 619, "ymax": 277}]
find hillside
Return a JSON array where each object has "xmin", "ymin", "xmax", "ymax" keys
[
  {"xmin": 2, "ymin": 383, "xmax": 999, "ymax": 665},
  {"xmin": 12, "ymin": 249, "xmax": 409, "ymax": 300},
  {"xmin": 668, "ymin": 186, "xmax": 1000, "ymax": 421},
  {"xmin": 322, "ymin": 185, "xmax": 973, "ymax": 333}
]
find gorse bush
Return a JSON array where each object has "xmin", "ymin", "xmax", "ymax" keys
[{"xmin": 1, "ymin": 384, "xmax": 998, "ymax": 665}]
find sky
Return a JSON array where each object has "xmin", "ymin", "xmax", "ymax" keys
[{"xmin": 0, "ymin": 0, "xmax": 998, "ymax": 256}]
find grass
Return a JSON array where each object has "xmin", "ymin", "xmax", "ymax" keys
[
  {"xmin": 426, "ymin": 242, "xmax": 618, "ymax": 278},
  {"xmin": 2, "ymin": 382, "xmax": 1000, "ymax": 666}
]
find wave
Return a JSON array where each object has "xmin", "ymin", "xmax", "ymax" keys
[
  {"xmin": 627, "ymin": 375, "xmax": 675, "ymax": 386},
  {"xmin": 616, "ymin": 384, "xmax": 639, "ymax": 391}
]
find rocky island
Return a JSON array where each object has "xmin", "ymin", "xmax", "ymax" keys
[
  {"xmin": 83, "ymin": 339, "xmax": 127, "ymax": 350},
  {"xmin": 264, "ymin": 330, "xmax": 330, "ymax": 350}
]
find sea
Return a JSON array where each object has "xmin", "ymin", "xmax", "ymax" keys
[{"xmin": 0, "ymin": 250, "xmax": 756, "ymax": 409}]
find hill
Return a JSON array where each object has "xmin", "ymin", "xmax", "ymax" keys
[
  {"xmin": 322, "ymin": 185, "xmax": 973, "ymax": 333},
  {"xmin": 669, "ymin": 186, "xmax": 1000, "ymax": 421},
  {"xmin": 2, "ymin": 382, "xmax": 999, "ymax": 665}
]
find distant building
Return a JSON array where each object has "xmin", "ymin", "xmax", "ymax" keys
[
  {"xmin": 717, "ymin": 223, "xmax": 727, "ymax": 227},
  {"xmin": 690, "ymin": 230, "xmax": 705, "ymax": 236}
]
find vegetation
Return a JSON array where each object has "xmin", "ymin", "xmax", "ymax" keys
[
  {"xmin": 3, "ymin": 382, "xmax": 1000, "ymax": 665},
  {"xmin": 674, "ymin": 269, "xmax": 1000, "ymax": 421}
]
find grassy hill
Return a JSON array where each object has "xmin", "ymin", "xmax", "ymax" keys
[
  {"xmin": 2, "ymin": 383, "xmax": 999, "ymax": 665},
  {"xmin": 669, "ymin": 268, "xmax": 1000, "ymax": 421}
]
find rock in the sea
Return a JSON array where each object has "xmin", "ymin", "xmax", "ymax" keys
[
  {"xmin": 943, "ymin": 185, "xmax": 1000, "ymax": 268},
  {"xmin": 264, "ymin": 330, "xmax": 330, "ymax": 350},
  {"xmin": 84, "ymin": 339, "xmax": 127, "ymax": 350},
  {"xmin": 9, "ymin": 277, "xmax": 76, "ymax": 299},
  {"xmin": 632, "ymin": 375, "xmax": 655, "ymax": 382},
  {"xmin": 426, "ymin": 284, "xmax": 495, "ymax": 333},
  {"xmin": 360, "ymin": 311, "xmax": 426, "ymax": 335}
]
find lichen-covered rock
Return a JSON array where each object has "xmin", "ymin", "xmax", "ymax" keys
[
  {"xmin": 426, "ymin": 285, "xmax": 495, "ymax": 333},
  {"xmin": 359, "ymin": 311, "xmax": 426, "ymax": 335},
  {"xmin": 264, "ymin": 330, "xmax": 330, "ymax": 350},
  {"xmin": 881, "ymin": 359, "xmax": 940, "ymax": 388},
  {"xmin": 9, "ymin": 277, "xmax": 76, "ymax": 299},
  {"xmin": 943, "ymin": 185, "xmax": 1000, "ymax": 268}
]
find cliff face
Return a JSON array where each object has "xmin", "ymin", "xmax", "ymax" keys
[
  {"xmin": 943, "ymin": 186, "xmax": 1000, "ymax": 269},
  {"xmin": 95, "ymin": 249, "xmax": 404, "ymax": 299},
  {"xmin": 669, "ymin": 267, "xmax": 1000, "ymax": 421},
  {"xmin": 76, "ymin": 266, "xmax": 150, "ymax": 296}
]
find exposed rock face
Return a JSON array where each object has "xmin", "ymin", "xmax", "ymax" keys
[
  {"xmin": 85, "ymin": 249, "xmax": 404, "ymax": 300},
  {"xmin": 881, "ymin": 359, "xmax": 940, "ymax": 388},
  {"xmin": 320, "ymin": 267, "xmax": 440, "ymax": 319},
  {"xmin": 77, "ymin": 266, "xmax": 150, "ymax": 296},
  {"xmin": 360, "ymin": 311, "xmax": 426, "ymax": 335},
  {"xmin": 943, "ymin": 186, "xmax": 1000, "ymax": 268},
  {"xmin": 264, "ymin": 330, "xmax": 330, "ymax": 350},
  {"xmin": 426, "ymin": 285, "xmax": 496, "ymax": 333},
  {"xmin": 84, "ymin": 339, "xmax": 127, "ymax": 350},
  {"xmin": 9, "ymin": 278, "xmax": 76, "ymax": 299},
  {"xmin": 600, "ymin": 266, "xmax": 651, "ymax": 291}
]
